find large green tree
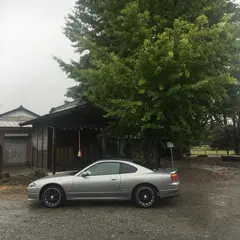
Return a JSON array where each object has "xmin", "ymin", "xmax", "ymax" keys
[{"xmin": 56, "ymin": 0, "xmax": 240, "ymax": 165}]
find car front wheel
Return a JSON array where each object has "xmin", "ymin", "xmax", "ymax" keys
[
  {"xmin": 42, "ymin": 185, "xmax": 65, "ymax": 208},
  {"xmin": 134, "ymin": 185, "xmax": 156, "ymax": 208}
]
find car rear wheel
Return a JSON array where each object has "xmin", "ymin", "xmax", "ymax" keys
[
  {"xmin": 134, "ymin": 185, "xmax": 156, "ymax": 208},
  {"xmin": 42, "ymin": 185, "xmax": 65, "ymax": 208}
]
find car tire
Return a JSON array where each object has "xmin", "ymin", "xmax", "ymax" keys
[
  {"xmin": 133, "ymin": 184, "xmax": 156, "ymax": 208},
  {"xmin": 42, "ymin": 185, "xmax": 65, "ymax": 208}
]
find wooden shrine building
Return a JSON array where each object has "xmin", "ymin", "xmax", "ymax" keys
[{"xmin": 20, "ymin": 97, "xmax": 110, "ymax": 174}]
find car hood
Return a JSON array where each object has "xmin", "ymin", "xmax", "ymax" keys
[{"xmin": 40, "ymin": 170, "xmax": 79, "ymax": 180}]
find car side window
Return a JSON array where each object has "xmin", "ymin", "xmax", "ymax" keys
[
  {"xmin": 120, "ymin": 163, "xmax": 137, "ymax": 174},
  {"xmin": 87, "ymin": 162, "xmax": 120, "ymax": 176}
]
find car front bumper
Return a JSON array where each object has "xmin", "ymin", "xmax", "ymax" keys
[{"xmin": 28, "ymin": 187, "xmax": 40, "ymax": 201}]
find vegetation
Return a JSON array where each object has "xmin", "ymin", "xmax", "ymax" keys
[
  {"xmin": 212, "ymin": 82, "xmax": 240, "ymax": 155},
  {"xmin": 191, "ymin": 146, "xmax": 234, "ymax": 156},
  {"xmin": 56, "ymin": 0, "xmax": 240, "ymax": 165}
]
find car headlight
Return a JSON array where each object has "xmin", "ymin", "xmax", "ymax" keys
[{"xmin": 29, "ymin": 182, "xmax": 36, "ymax": 187}]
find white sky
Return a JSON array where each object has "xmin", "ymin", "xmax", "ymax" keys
[{"xmin": 0, "ymin": 0, "xmax": 77, "ymax": 115}]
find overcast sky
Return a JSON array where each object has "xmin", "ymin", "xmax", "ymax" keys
[
  {"xmin": 1, "ymin": 1, "xmax": 239, "ymax": 116},
  {"xmin": 0, "ymin": 0, "xmax": 77, "ymax": 115}
]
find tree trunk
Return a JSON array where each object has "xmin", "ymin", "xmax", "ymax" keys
[
  {"xmin": 232, "ymin": 117, "xmax": 240, "ymax": 155},
  {"xmin": 223, "ymin": 115, "xmax": 230, "ymax": 156},
  {"xmin": 151, "ymin": 139, "xmax": 161, "ymax": 169},
  {"xmin": 143, "ymin": 139, "xmax": 150, "ymax": 166},
  {"xmin": 234, "ymin": 138, "xmax": 240, "ymax": 155}
]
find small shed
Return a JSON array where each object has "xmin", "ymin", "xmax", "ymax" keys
[
  {"xmin": 20, "ymin": 98, "xmax": 111, "ymax": 174},
  {"xmin": 0, "ymin": 105, "xmax": 39, "ymax": 166}
]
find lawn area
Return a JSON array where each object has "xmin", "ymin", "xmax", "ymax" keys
[{"xmin": 191, "ymin": 146, "xmax": 234, "ymax": 156}]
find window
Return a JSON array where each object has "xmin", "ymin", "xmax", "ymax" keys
[
  {"xmin": 120, "ymin": 163, "xmax": 137, "ymax": 174},
  {"xmin": 87, "ymin": 162, "xmax": 120, "ymax": 176}
]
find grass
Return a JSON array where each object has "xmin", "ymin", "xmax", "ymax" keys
[
  {"xmin": 0, "ymin": 175, "xmax": 31, "ymax": 194},
  {"xmin": 191, "ymin": 146, "xmax": 234, "ymax": 156},
  {"xmin": 0, "ymin": 185, "xmax": 26, "ymax": 192}
]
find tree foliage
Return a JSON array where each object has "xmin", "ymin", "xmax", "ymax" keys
[{"xmin": 56, "ymin": 0, "xmax": 240, "ymax": 163}]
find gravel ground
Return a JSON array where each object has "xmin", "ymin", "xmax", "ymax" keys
[{"xmin": 0, "ymin": 166, "xmax": 240, "ymax": 240}]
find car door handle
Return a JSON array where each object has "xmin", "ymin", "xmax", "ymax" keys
[{"xmin": 111, "ymin": 178, "xmax": 116, "ymax": 181}]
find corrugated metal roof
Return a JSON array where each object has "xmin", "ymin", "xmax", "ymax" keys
[{"xmin": 0, "ymin": 119, "xmax": 32, "ymax": 128}]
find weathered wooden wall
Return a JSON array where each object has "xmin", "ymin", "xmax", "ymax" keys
[{"xmin": 32, "ymin": 127, "xmax": 48, "ymax": 170}]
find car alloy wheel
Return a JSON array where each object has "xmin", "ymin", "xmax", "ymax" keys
[
  {"xmin": 135, "ymin": 186, "xmax": 156, "ymax": 208},
  {"xmin": 43, "ymin": 187, "xmax": 62, "ymax": 208}
]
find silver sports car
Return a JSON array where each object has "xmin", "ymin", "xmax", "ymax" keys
[{"xmin": 28, "ymin": 159, "xmax": 180, "ymax": 208}]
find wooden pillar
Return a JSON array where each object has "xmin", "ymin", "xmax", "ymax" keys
[
  {"xmin": 0, "ymin": 145, "xmax": 2, "ymax": 179},
  {"xmin": 117, "ymin": 140, "xmax": 120, "ymax": 158},
  {"xmin": 41, "ymin": 127, "xmax": 44, "ymax": 169},
  {"xmin": 52, "ymin": 127, "xmax": 56, "ymax": 175},
  {"xmin": 32, "ymin": 129, "xmax": 35, "ymax": 167},
  {"xmin": 102, "ymin": 131, "xmax": 106, "ymax": 158},
  {"xmin": 36, "ymin": 128, "xmax": 38, "ymax": 168}
]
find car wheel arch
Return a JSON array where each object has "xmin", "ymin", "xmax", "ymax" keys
[
  {"xmin": 39, "ymin": 183, "xmax": 66, "ymax": 200},
  {"xmin": 131, "ymin": 183, "xmax": 159, "ymax": 199}
]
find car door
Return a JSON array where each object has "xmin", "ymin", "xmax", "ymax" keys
[
  {"xmin": 72, "ymin": 162, "xmax": 121, "ymax": 199},
  {"xmin": 119, "ymin": 163, "xmax": 138, "ymax": 199}
]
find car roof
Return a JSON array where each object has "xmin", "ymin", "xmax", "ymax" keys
[
  {"xmin": 96, "ymin": 159, "xmax": 133, "ymax": 164},
  {"xmin": 94, "ymin": 159, "xmax": 151, "ymax": 171}
]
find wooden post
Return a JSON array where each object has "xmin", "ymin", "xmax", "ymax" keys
[
  {"xmin": 42, "ymin": 127, "xmax": 44, "ymax": 169},
  {"xmin": 117, "ymin": 140, "xmax": 120, "ymax": 158},
  {"xmin": 0, "ymin": 145, "xmax": 2, "ymax": 179},
  {"xmin": 102, "ymin": 131, "xmax": 106, "ymax": 158},
  {"xmin": 36, "ymin": 128, "xmax": 38, "ymax": 168},
  {"xmin": 52, "ymin": 127, "xmax": 56, "ymax": 175}
]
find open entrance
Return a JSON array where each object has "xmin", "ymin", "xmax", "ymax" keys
[{"xmin": 47, "ymin": 128, "xmax": 103, "ymax": 171}]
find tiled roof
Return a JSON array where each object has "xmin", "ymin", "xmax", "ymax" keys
[
  {"xmin": 20, "ymin": 97, "xmax": 89, "ymax": 126},
  {"xmin": 0, "ymin": 119, "xmax": 32, "ymax": 128},
  {"xmin": 49, "ymin": 99, "xmax": 87, "ymax": 113},
  {"xmin": 0, "ymin": 105, "xmax": 39, "ymax": 118}
]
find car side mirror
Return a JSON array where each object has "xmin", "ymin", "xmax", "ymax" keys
[{"xmin": 81, "ymin": 171, "xmax": 91, "ymax": 177}]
